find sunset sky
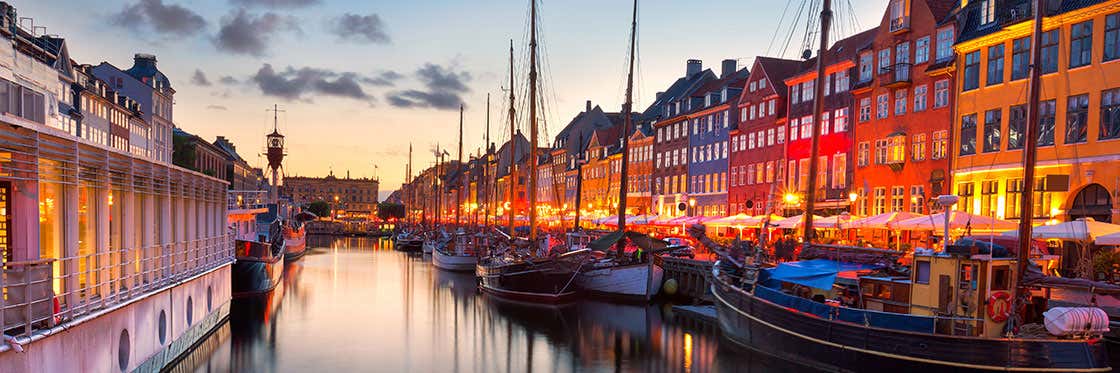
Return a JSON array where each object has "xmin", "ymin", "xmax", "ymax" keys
[{"xmin": 20, "ymin": 0, "xmax": 889, "ymax": 200}]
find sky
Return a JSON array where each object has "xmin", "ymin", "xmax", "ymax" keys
[{"xmin": 19, "ymin": 0, "xmax": 889, "ymax": 201}]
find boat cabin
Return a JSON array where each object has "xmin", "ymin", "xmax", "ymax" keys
[{"xmin": 907, "ymin": 253, "xmax": 1016, "ymax": 338}]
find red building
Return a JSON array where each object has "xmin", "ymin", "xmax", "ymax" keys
[
  {"xmin": 851, "ymin": 0, "xmax": 958, "ymax": 216},
  {"xmin": 784, "ymin": 29, "xmax": 876, "ymax": 215},
  {"xmin": 730, "ymin": 57, "xmax": 807, "ymax": 215}
]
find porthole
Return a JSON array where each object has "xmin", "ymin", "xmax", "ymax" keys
[
  {"xmin": 186, "ymin": 296, "xmax": 194, "ymax": 327},
  {"xmin": 158, "ymin": 310, "xmax": 167, "ymax": 345},
  {"xmin": 118, "ymin": 329, "xmax": 130, "ymax": 372}
]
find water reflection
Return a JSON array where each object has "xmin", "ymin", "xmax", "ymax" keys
[{"xmin": 175, "ymin": 236, "xmax": 820, "ymax": 372}]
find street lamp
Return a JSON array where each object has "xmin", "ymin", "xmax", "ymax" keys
[
  {"xmin": 936, "ymin": 195, "xmax": 960, "ymax": 252},
  {"xmin": 688, "ymin": 198, "xmax": 697, "ymax": 216}
]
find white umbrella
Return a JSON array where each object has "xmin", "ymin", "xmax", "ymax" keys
[
  {"xmin": 814, "ymin": 213, "xmax": 862, "ymax": 229},
  {"xmin": 893, "ymin": 210, "xmax": 1016, "ymax": 231},
  {"xmin": 1005, "ymin": 218, "xmax": 1120, "ymax": 241},
  {"xmin": 707, "ymin": 213, "xmax": 756, "ymax": 227},
  {"xmin": 847, "ymin": 212, "xmax": 925, "ymax": 229},
  {"xmin": 772, "ymin": 214, "xmax": 826, "ymax": 229}
]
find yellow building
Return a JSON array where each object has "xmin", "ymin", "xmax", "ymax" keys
[{"xmin": 952, "ymin": 1, "xmax": 1120, "ymax": 224}]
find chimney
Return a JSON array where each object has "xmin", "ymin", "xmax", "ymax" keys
[
  {"xmin": 686, "ymin": 59, "xmax": 702, "ymax": 78},
  {"xmin": 655, "ymin": 91, "xmax": 664, "ymax": 101},
  {"xmin": 586, "ymin": 100, "xmax": 592, "ymax": 113},
  {"xmin": 721, "ymin": 59, "xmax": 738, "ymax": 78},
  {"xmin": 133, "ymin": 53, "xmax": 157, "ymax": 69}
]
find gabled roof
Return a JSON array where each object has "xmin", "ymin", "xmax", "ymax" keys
[
  {"xmin": 751, "ymin": 56, "xmax": 808, "ymax": 101},
  {"xmin": 495, "ymin": 132, "xmax": 530, "ymax": 178},
  {"xmin": 957, "ymin": 0, "xmax": 1104, "ymax": 43},
  {"xmin": 639, "ymin": 68, "xmax": 718, "ymax": 123},
  {"xmin": 788, "ymin": 28, "xmax": 877, "ymax": 82},
  {"xmin": 553, "ymin": 105, "xmax": 618, "ymax": 156}
]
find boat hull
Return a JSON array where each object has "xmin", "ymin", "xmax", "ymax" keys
[
  {"xmin": 231, "ymin": 257, "xmax": 283, "ymax": 297},
  {"xmin": 422, "ymin": 240, "xmax": 437, "ymax": 254},
  {"xmin": 711, "ymin": 272, "xmax": 1112, "ymax": 372},
  {"xmin": 394, "ymin": 236, "xmax": 423, "ymax": 252},
  {"xmin": 283, "ymin": 226, "xmax": 307, "ymax": 261},
  {"xmin": 476, "ymin": 260, "xmax": 579, "ymax": 304},
  {"xmin": 576, "ymin": 262, "xmax": 663, "ymax": 300},
  {"xmin": 433, "ymin": 249, "xmax": 478, "ymax": 272}
]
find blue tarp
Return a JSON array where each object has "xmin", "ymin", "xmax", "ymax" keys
[
  {"xmin": 765, "ymin": 259, "xmax": 881, "ymax": 290},
  {"xmin": 756, "ymin": 283, "xmax": 936, "ymax": 334}
]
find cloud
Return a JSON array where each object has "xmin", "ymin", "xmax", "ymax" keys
[
  {"xmin": 229, "ymin": 0, "xmax": 320, "ymax": 8},
  {"xmin": 361, "ymin": 70, "xmax": 402, "ymax": 87},
  {"xmin": 191, "ymin": 69, "xmax": 211, "ymax": 86},
  {"xmin": 250, "ymin": 63, "xmax": 372, "ymax": 101},
  {"xmin": 329, "ymin": 13, "xmax": 390, "ymax": 44},
  {"xmin": 386, "ymin": 63, "xmax": 471, "ymax": 110},
  {"xmin": 111, "ymin": 0, "xmax": 206, "ymax": 37},
  {"xmin": 214, "ymin": 9, "xmax": 300, "ymax": 56},
  {"xmin": 219, "ymin": 76, "xmax": 239, "ymax": 85},
  {"xmin": 206, "ymin": 105, "xmax": 229, "ymax": 110}
]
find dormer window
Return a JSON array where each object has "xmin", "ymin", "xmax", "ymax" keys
[
  {"xmin": 980, "ymin": 0, "xmax": 995, "ymax": 25},
  {"xmin": 889, "ymin": 0, "xmax": 908, "ymax": 32}
]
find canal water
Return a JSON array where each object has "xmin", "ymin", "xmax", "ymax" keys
[{"xmin": 169, "ymin": 235, "xmax": 823, "ymax": 373}]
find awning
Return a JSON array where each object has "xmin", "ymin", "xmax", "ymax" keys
[{"xmin": 766, "ymin": 259, "xmax": 881, "ymax": 290}]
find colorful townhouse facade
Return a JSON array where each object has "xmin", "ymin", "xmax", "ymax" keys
[
  {"xmin": 851, "ymin": 0, "xmax": 958, "ymax": 217},
  {"xmin": 784, "ymin": 29, "xmax": 876, "ymax": 214},
  {"xmin": 649, "ymin": 60, "xmax": 718, "ymax": 217},
  {"xmin": 626, "ymin": 122, "xmax": 655, "ymax": 215},
  {"xmin": 952, "ymin": 0, "xmax": 1120, "ymax": 225},
  {"xmin": 685, "ymin": 60, "xmax": 749, "ymax": 217},
  {"xmin": 730, "ymin": 56, "xmax": 805, "ymax": 216}
]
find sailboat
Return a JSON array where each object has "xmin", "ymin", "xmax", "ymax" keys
[
  {"xmin": 700, "ymin": 0, "xmax": 1111, "ymax": 371},
  {"xmin": 573, "ymin": 0, "xmax": 664, "ymax": 301},
  {"xmin": 477, "ymin": 0, "xmax": 589, "ymax": 304}
]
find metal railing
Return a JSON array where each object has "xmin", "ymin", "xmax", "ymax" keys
[
  {"xmin": 1, "ymin": 234, "xmax": 234, "ymax": 339},
  {"xmin": 879, "ymin": 63, "xmax": 912, "ymax": 86},
  {"xmin": 228, "ymin": 190, "xmax": 268, "ymax": 211}
]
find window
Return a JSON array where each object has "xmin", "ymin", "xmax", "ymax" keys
[
  {"xmin": 877, "ymin": 93, "xmax": 890, "ymax": 119},
  {"xmin": 1066, "ymin": 94, "xmax": 1089, "ymax": 144},
  {"xmin": 858, "ymin": 142, "xmax": 870, "ymax": 167},
  {"xmin": 980, "ymin": 0, "xmax": 995, "ymax": 24},
  {"xmin": 860, "ymin": 53, "xmax": 874, "ymax": 82},
  {"xmin": 835, "ymin": 70, "xmax": 849, "ymax": 93},
  {"xmin": 1011, "ymin": 37, "xmax": 1031, "ymax": 80},
  {"xmin": 791, "ymin": 83, "xmax": 800, "ymax": 104},
  {"xmin": 1005, "ymin": 178, "xmax": 1023, "ymax": 219},
  {"xmin": 878, "ymin": 49, "xmax": 891, "ymax": 74},
  {"xmin": 887, "ymin": 135, "xmax": 906, "ymax": 164},
  {"xmin": 821, "ymin": 112, "xmax": 831, "ymax": 135},
  {"xmin": 1041, "ymin": 29, "xmax": 1059, "ymax": 74},
  {"xmin": 1107, "ymin": 14, "xmax": 1120, "ymax": 62},
  {"xmin": 748, "ymin": 132, "xmax": 756, "ymax": 149},
  {"xmin": 1008, "ymin": 104, "xmax": 1026, "ymax": 149},
  {"xmin": 790, "ymin": 119, "xmax": 799, "ymax": 141},
  {"xmin": 874, "ymin": 139, "xmax": 888, "ymax": 165},
  {"xmin": 934, "ymin": 79, "xmax": 949, "ymax": 108},
  {"xmin": 958, "ymin": 182, "xmax": 975, "ymax": 214},
  {"xmin": 992, "ymin": 266, "xmax": 1011, "ymax": 291},
  {"xmin": 936, "ymin": 27, "xmax": 954, "ymax": 62},
  {"xmin": 798, "ymin": 159, "xmax": 809, "ymax": 191},
  {"xmin": 760, "ymin": 79, "xmax": 767, "ymax": 89},
  {"xmin": 987, "ymin": 44, "xmax": 1004, "ymax": 86},
  {"xmin": 832, "ymin": 153, "xmax": 846, "ymax": 188},
  {"xmin": 769, "ymin": 100, "xmax": 776, "ymax": 115},
  {"xmin": 916, "ymin": 261, "xmax": 931, "ymax": 284},
  {"xmin": 749, "ymin": 81, "xmax": 757, "ymax": 92},
  {"xmin": 1102, "ymin": 88, "xmax": 1120, "ymax": 140},
  {"xmin": 749, "ymin": 105, "xmax": 756, "ymax": 120},
  {"xmin": 873, "ymin": 187, "xmax": 887, "ymax": 215},
  {"xmin": 933, "ymin": 131, "xmax": 948, "ymax": 160},
  {"xmin": 824, "ymin": 74, "xmax": 831, "ymax": 96},
  {"xmin": 981, "ymin": 180, "xmax": 999, "ymax": 217},
  {"xmin": 915, "ymin": 36, "xmax": 930, "ymax": 64},
  {"xmin": 963, "ymin": 51, "xmax": 980, "ymax": 91},
  {"xmin": 802, "ymin": 80, "xmax": 815, "ymax": 102},
  {"xmin": 800, "ymin": 116, "xmax": 812, "ymax": 139},
  {"xmin": 1070, "ymin": 21, "xmax": 1093, "ymax": 69},
  {"xmin": 910, "ymin": 185, "xmax": 926, "ymax": 213},
  {"xmin": 912, "ymin": 133, "xmax": 926, "ymax": 161},
  {"xmin": 891, "ymin": 186, "xmax": 905, "ymax": 212},
  {"xmin": 960, "ymin": 114, "xmax": 977, "ymax": 155},
  {"xmin": 1039, "ymin": 99, "xmax": 1056, "ymax": 146},
  {"xmin": 776, "ymin": 125, "xmax": 785, "ymax": 144},
  {"xmin": 859, "ymin": 97, "xmax": 872, "ymax": 122},
  {"xmin": 983, "ymin": 109, "xmax": 1002, "ymax": 153},
  {"xmin": 894, "ymin": 89, "xmax": 907, "ymax": 115},
  {"xmin": 834, "ymin": 108, "xmax": 848, "ymax": 133}
]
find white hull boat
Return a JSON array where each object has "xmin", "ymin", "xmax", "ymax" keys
[
  {"xmin": 576, "ymin": 261, "xmax": 664, "ymax": 300},
  {"xmin": 433, "ymin": 248, "xmax": 479, "ymax": 272}
]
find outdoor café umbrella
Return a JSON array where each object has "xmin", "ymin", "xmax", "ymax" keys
[
  {"xmin": 892, "ymin": 210, "xmax": 1016, "ymax": 231},
  {"xmin": 772, "ymin": 214, "xmax": 826, "ymax": 229},
  {"xmin": 846, "ymin": 211, "xmax": 924, "ymax": 229},
  {"xmin": 708, "ymin": 213, "xmax": 756, "ymax": 227},
  {"xmin": 813, "ymin": 213, "xmax": 862, "ymax": 229},
  {"xmin": 1004, "ymin": 217, "xmax": 1120, "ymax": 242},
  {"xmin": 626, "ymin": 214, "xmax": 658, "ymax": 225}
]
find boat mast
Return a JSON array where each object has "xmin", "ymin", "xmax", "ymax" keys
[
  {"xmin": 435, "ymin": 143, "xmax": 442, "ymax": 226},
  {"xmin": 528, "ymin": 0, "xmax": 540, "ymax": 241},
  {"xmin": 485, "ymin": 94, "xmax": 491, "ymax": 228},
  {"xmin": 408, "ymin": 143, "xmax": 413, "ymax": 224},
  {"xmin": 616, "ymin": 0, "xmax": 638, "ymax": 254},
  {"xmin": 574, "ymin": 133, "xmax": 585, "ymax": 231},
  {"xmin": 802, "ymin": 0, "xmax": 831, "ymax": 244},
  {"xmin": 508, "ymin": 40, "xmax": 517, "ymax": 236},
  {"xmin": 1014, "ymin": 0, "xmax": 1046, "ymax": 326},
  {"xmin": 457, "ymin": 104, "xmax": 464, "ymax": 226}
]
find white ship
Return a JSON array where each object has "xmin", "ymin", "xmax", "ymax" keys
[{"xmin": 0, "ymin": 4, "xmax": 232, "ymax": 372}]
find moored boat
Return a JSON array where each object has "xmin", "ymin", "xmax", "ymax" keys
[
  {"xmin": 574, "ymin": 231, "xmax": 667, "ymax": 301},
  {"xmin": 232, "ymin": 221, "xmax": 286, "ymax": 297},
  {"xmin": 394, "ymin": 230, "xmax": 424, "ymax": 252},
  {"xmin": 283, "ymin": 211, "xmax": 315, "ymax": 261},
  {"xmin": 433, "ymin": 232, "xmax": 484, "ymax": 272},
  {"xmin": 477, "ymin": 245, "xmax": 590, "ymax": 304}
]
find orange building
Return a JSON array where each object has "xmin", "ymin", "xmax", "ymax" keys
[
  {"xmin": 952, "ymin": 0, "xmax": 1120, "ymax": 225},
  {"xmin": 581, "ymin": 127, "xmax": 623, "ymax": 219},
  {"xmin": 851, "ymin": 0, "xmax": 958, "ymax": 216},
  {"xmin": 626, "ymin": 122, "xmax": 655, "ymax": 215}
]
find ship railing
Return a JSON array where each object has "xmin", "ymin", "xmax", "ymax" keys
[
  {"xmin": 228, "ymin": 190, "xmax": 269, "ymax": 211},
  {"xmin": 0, "ymin": 234, "xmax": 234, "ymax": 340}
]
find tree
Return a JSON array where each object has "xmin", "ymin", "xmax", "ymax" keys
[
  {"xmin": 172, "ymin": 132, "xmax": 198, "ymax": 171},
  {"xmin": 378, "ymin": 202, "xmax": 406, "ymax": 220},
  {"xmin": 305, "ymin": 201, "xmax": 332, "ymax": 218}
]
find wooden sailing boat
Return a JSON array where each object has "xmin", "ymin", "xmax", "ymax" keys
[
  {"xmin": 704, "ymin": 0, "xmax": 1111, "ymax": 371},
  {"xmin": 573, "ymin": 0, "xmax": 664, "ymax": 301},
  {"xmin": 477, "ymin": 0, "xmax": 589, "ymax": 304}
]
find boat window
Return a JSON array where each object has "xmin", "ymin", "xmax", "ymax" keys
[
  {"xmin": 915, "ymin": 261, "xmax": 930, "ymax": 284},
  {"xmin": 861, "ymin": 282, "xmax": 875, "ymax": 298},
  {"xmin": 876, "ymin": 283, "xmax": 892, "ymax": 299},
  {"xmin": 992, "ymin": 266, "xmax": 1011, "ymax": 291}
]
